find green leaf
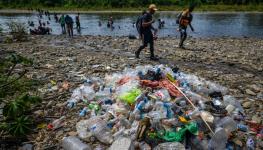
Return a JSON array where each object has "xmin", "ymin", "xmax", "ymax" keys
[
  {"xmin": 3, "ymin": 100, "xmax": 24, "ymax": 118},
  {"xmin": 8, "ymin": 116, "xmax": 32, "ymax": 136}
]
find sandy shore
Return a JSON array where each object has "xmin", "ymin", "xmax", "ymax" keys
[{"xmin": 1, "ymin": 35, "xmax": 262, "ymax": 149}]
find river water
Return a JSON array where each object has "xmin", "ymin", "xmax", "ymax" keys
[{"xmin": 0, "ymin": 12, "xmax": 262, "ymax": 38}]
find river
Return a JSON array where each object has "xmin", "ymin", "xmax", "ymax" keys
[{"xmin": 0, "ymin": 12, "xmax": 262, "ymax": 38}]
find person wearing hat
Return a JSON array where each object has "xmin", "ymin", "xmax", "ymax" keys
[
  {"xmin": 178, "ymin": 5, "xmax": 195, "ymax": 49},
  {"xmin": 135, "ymin": 4, "xmax": 159, "ymax": 61}
]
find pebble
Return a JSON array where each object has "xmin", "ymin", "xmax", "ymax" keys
[
  {"xmin": 246, "ymin": 89, "xmax": 257, "ymax": 96},
  {"xmin": 252, "ymin": 115, "xmax": 262, "ymax": 124},
  {"xmin": 249, "ymin": 84, "xmax": 261, "ymax": 93},
  {"xmin": 68, "ymin": 131, "xmax": 78, "ymax": 136},
  {"xmin": 242, "ymin": 101, "xmax": 252, "ymax": 109}
]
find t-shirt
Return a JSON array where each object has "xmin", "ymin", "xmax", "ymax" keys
[
  {"xmin": 141, "ymin": 12, "xmax": 153, "ymax": 34},
  {"xmin": 59, "ymin": 16, "xmax": 65, "ymax": 25},
  {"xmin": 76, "ymin": 16, "xmax": 80, "ymax": 23},
  {"xmin": 180, "ymin": 9, "xmax": 193, "ymax": 27},
  {"xmin": 65, "ymin": 16, "xmax": 73, "ymax": 24}
]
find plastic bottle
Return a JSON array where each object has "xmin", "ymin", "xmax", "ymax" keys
[
  {"xmin": 62, "ymin": 136, "xmax": 91, "ymax": 150},
  {"xmin": 79, "ymin": 107, "xmax": 89, "ymax": 117},
  {"xmin": 154, "ymin": 142, "xmax": 185, "ymax": 150},
  {"xmin": 237, "ymin": 124, "xmax": 249, "ymax": 132},
  {"xmin": 67, "ymin": 98, "xmax": 77, "ymax": 108},
  {"xmin": 246, "ymin": 137, "xmax": 255, "ymax": 150},
  {"xmin": 139, "ymin": 142, "xmax": 151, "ymax": 150},
  {"xmin": 208, "ymin": 127, "xmax": 228, "ymax": 150},
  {"xmin": 48, "ymin": 116, "xmax": 65, "ymax": 130},
  {"xmin": 217, "ymin": 116, "xmax": 237, "ymax": 134},
  {"xmin": 87, "ymin": 117, "xmax": 114, "ymax": 144}
]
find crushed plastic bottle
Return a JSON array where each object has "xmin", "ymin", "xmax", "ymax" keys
[
  {"xmin": 209, "ymin": 127, "xmax": 228, "ymax": 150},
  {"xmin": 47, "ymin": 116, "xmax": 65, "ymax": 130},
  {"xmin": 86, "ymin": 117, "xmax": 114, "ymax": 144},
  {"xmin": 62, "ymin": 136, "xmax": 91, "ymax": 150},
  {"xmin": 217, "ymin": 116, "xmax": 237, "ymax": 134},
  {"xmin": 79, "ymin": 107, "xmax": 89, "ymax": 117},
  {"xmin": 154, "ymin": 142, "xmax": 185, "ymax": 150}
]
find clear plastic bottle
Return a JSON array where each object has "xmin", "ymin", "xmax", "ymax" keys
[
  {"xmin": 154, "ymin": 142, "xmax": 185, "ymax": 150},
  {"xmin": 48, "ymin": 116, "xmax": 65, "ymax": 130},
  {"xmin": 208, "ymin": 127, "xmax": 228, "ymax": 150},
  {"xmin": 62, "ymin": 136, "xmax": 91, "ymax": 150},
  {"xmin": 216, "ymin": 116, "xmax": 237, "ymax": 134},
  {"xmin": 87, "ymin": 117, "xmax": 114, "ymax": 144}
]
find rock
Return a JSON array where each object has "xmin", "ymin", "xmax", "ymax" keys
[
  {"xmin": 33, "ymin": 110, "xmax": 44, "ymax": 117},
  {"xmin": 233, "ymin": 138, "xmax": 243, "ymax": 147},
  {"xmin": 249, "ymin": 84, "xmax": 261, "ymax": 93},
  {"xmin": 56, "ymin": 103, "xmax": 64, "ymax": 107},
  {"xmin": 109, "ymin": 137, "xmax": 134, "ymax": 150},
  {"xmin": 252, "ymin": 115, "xmax": 262, "ymax": 124},
  {"xmin": 46, "ymin": 101, "xmax": 53, "ymax": 108},
  {"xmin": 242, "ymin": 101, "xmax": 252, "ymax": 109},
  {"xmin": 68, "ymin": 131, "xmax": 78, "ymax": 136},
  {"xmin": 21, "ymin": 144, "xmax": 33, "ymax": 150},
  {"xmin": 56, "ymin": 130, "xmax": 64, "ymax": 139},
  {"xmin": 246, "ymin": 89, "xmax": 257, "ymax": 96}
]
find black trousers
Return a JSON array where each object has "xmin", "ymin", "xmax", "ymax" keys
[
  {"xmin": 179, "ymin": 27, "xmax": 187, "ymax": 47},
  {"xmin": 66, "ymin": 23, "xmax": 73, "ymax": 37},
  {"xmin": 137, "ymin": 33, "xmax": 154, "ymax": 57}
]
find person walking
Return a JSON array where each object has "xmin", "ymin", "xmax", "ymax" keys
[
  {"xmin": 178, "ymin": 5, "xmax": 195, "ymax": 49},
  {"xmin": 135, "ymin": 4, "xmax": 159, "ymax": 61},
  {"xmin": 59, "ymin": 14, "xmax": 66, "ymax": 34},
  {"xmin": 65, "ymin": 15, "xmax": 74, "ymax": 37}
]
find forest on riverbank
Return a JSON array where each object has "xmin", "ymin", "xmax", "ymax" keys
[{"xmin": 0, "ymin": 0, "xmax": 262, "ymax": 11}]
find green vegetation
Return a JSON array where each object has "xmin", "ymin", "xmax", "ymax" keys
[
  {"xmin": 0, "ymin": 52, "xmax": 41, "ymax": 137},
  {"xmin": 0, "ymin": 0, "xmax": 262, "ymax": 11},
  {"xmin": 6, "ymin": 21, "xmax": 28, "ymax": 42}
]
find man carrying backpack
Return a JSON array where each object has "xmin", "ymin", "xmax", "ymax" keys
[
  {"xmin": 65, "ymin": 15, "xmax": 74, "ymax": 37},
  {"xmin": 136, "ymin": 10, "xmax": 147, "ymax": 39},
  {"xmin": 135, "ymin": 4, "xmax": 159, "ymax": 61},
  {"xmin": 177, "ymin": 5, "xmax": 195, "ymax": 49}
]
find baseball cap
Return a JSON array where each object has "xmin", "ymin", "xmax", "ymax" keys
[{"xmin": 149, "ymin": 4, "xmax": 158, "ymax": 11}]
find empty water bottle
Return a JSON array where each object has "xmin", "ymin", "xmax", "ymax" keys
[
  {"xmin": 208, "ymin": 127, "xmax": 228, "ymax": 150},
  {"xmin": 62, "ymin": 136, "xmax": 91, "ymax": 150},
  {"xmin": 217, "ymin": 116, "xmax": 237, "ymax": 134},
  {"xmin": 79, "ymin": 107, "xmax": 89, "ymax": 117}
]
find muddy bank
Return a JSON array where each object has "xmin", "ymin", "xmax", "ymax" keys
[{"xmin": 1, "ymin": 35, "xmax": 262, "ymax": 149}]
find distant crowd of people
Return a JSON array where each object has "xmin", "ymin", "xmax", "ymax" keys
[{"xmin": 27, "ymin": 4, "xmax": 195, "ymax": 61}]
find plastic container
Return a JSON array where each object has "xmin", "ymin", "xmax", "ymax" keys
[
  {"xmin": 208, "ymin": 127, "xmax": 228, "ymax": 150},
  {"xmin": 217, "ymin": 116, "xmax": 237, "ymax": 134},
  {"xmin": 154, "ymin": 142, "xmax": 185, "ymax": 150},
  {"xmin": 48, "ymin": 116, "xmax": 65, "ymax": 130},
  {"xmin": 154, "ymin": 89, "xmax": 171, "ymax": 102},
  {"xmin": 86, "ymin": 117, "xmax": 114, "ymax": 144},
  {"xmin": 61, "ymin": 136, "xmax": 91, "ymax": 150}
]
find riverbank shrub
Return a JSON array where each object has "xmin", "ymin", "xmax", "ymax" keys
[
  {"xmin": 0, "ymin": 52, "xmax": 41, "ymax": 137},
  {"xmin": 6, "ymin": 21, "xmax": 27, "ymax": 42}
]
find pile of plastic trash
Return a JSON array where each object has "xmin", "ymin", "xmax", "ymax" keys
[{"xmin": 61, "ymin": 65, "xmax": 261, "ymax": 150}]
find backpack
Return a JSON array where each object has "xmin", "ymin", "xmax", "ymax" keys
[
  {"xmin": 176, "ymin": 12, "xmax": 182, "ymax": 24},
  {"xmin": 136, "ymin": 15, "xmax": 144, "ymax": 35}
]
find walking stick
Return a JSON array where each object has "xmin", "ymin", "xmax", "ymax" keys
[{"xmin": 168, "ymin": 80, "xmax": 215, "ymax": 135}]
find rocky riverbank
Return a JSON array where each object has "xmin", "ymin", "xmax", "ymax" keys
[{"xmin": 1, "ymin": 35, "xmax": 262, "ymax": 149}]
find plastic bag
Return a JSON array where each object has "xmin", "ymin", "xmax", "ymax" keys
[
  {"xmin": 154, "ymin": 89, "xmax": 171, "ymax": 102},
  {"xmin": 119, "ymin": 88, "xmax": 142, "ymax": 105}
]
